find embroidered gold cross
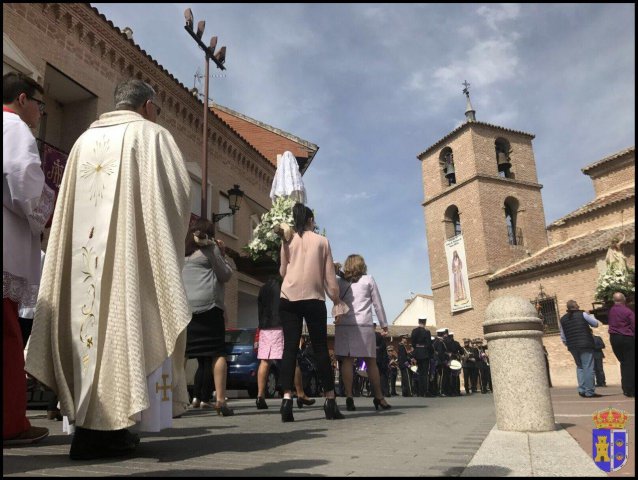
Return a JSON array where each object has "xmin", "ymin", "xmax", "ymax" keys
[{"xmin": 155, "ymin": 374, "xmax": 172, "ymax": 402}]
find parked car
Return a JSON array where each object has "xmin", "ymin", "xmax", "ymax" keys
[
  {"xmin": 186, "ymin": 328, "xmax": 279, "ymax": 399},
  {"xmin": 185, "ymin": 327, "xmax": 321, "ymax": 399},
  {"xmin": 226, "ymin": 328, "xmax": 280, "ymax": 398}
]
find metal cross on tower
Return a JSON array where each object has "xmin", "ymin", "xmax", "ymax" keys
[{"xmin": 462, "ymin": 80, "xmax": 471, "ymax": 96}]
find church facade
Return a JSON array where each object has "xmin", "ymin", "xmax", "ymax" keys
[{"xmin": 418, "ymin": 90, "xmax": 634, "ymax": 386}]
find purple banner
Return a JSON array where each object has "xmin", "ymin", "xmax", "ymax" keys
[{"xmin": 41, "ymin": 143, "xmax": 68, "ymax": 192}]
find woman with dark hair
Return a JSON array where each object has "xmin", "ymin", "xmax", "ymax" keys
[
  {"xmin": 278, "ymin": 203, "xmax": 347, "ymax": 422},
  {"xmin": 182, "ymin": 219, "xmax": 234, "ymax": 416}
]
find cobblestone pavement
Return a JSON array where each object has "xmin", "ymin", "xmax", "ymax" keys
[
  {"xmin": 5, "ymin": 386, "xmax": 633, "ymax": 477},
  {"xmin": 4, "ymin": 393, "xmax": 496, "ymax": 477}
]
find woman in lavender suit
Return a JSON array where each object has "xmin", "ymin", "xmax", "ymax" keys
[{"xmin": 335, "ymin": 254, "xmax": 391, "ymax": 411}]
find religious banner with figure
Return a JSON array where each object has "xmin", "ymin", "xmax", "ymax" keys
[
  {"xmin": 39, "ymin": 141, "xmax": 69, "ymax": 228},
  {"xmin": 444, "ymin": 234, "xmax": 472, "ymax": 312}
]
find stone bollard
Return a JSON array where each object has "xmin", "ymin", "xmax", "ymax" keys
[{"xmin": 484, "ymin": 296, "xmax": 555, "ymax": 432}]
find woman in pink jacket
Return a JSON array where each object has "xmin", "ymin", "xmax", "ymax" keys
[
  {"xmin": 335, "ymin": 255, "xmax": 391, "ymax": 411},
  {"xmin": 278, "ymin": 203, "xmax": 346, "ymax": 422}
]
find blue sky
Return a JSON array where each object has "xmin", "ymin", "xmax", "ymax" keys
[{"xmin": 92, "ymin": 3, "xmax": 635, "ymax": 323}]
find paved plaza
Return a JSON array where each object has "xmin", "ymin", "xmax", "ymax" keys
[{"xmin": 3, "ymin": 386, "xmax": 634, "ymax": 477}]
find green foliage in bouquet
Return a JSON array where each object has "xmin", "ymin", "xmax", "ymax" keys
[
  {"xmin": 595, "ymin": 267, "xmax": 635, "ymax": 303},
  {"xmin": 244, "ymin": 196, "xmax": 296, "ymax": 262}
]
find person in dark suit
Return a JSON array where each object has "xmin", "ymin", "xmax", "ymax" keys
[
  {"xmin": 461, "ymin": 338, "xmax": 480, "ymax": 394},
  {"xmin": 388, "ymin": 350, "xmax": 399, "ymax": 396},
  {"xmin": 592, "ymin": 335, "xmax": 607, "ymax": 387},
  {"xmin": 446, "ymin": 332, "xmax": 463, "ymax": 396},
  {"xmin": 475, "ymin": 339, "xmax": 492, "ymax": 393},
  {"xmin": 397, "ymin": 336, "xmax": 412, "ymax": 397},
  {"xmin": 374, "ymin": 323, "xmax": 391, "ymax": 397},
  {"xmin": 433, "ymin": 329, "xmax": 449, "ymax": 396},
  {"xmin": 411, "ymin": 318, "xmax": 433, "ymax": 397}
]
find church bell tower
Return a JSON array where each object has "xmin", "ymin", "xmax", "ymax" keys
[{"xmin": 417, "ymin": 82, "xmax": 549, "ymax": 340}]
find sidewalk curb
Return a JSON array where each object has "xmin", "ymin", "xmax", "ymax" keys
[{"xmin": 461, "ymin": 424, "xmax": 606, "ymax": 477}]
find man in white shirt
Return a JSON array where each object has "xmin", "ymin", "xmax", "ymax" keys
[{"xmin": 3, "ymin": 72, "xmax": 54, "ymax": 446}]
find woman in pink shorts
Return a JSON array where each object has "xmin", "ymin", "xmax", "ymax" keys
[{"xmin": 256, "ymin": 276, "xmax": 315, "ymax": 409}]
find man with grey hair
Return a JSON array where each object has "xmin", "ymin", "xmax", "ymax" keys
[
  {"xmin": 559, "ymin": 299, "xmax": 602, "ymax": 398},
  {"xmin": 26, "ymin": 79, "xmax": 192, "ymax": 459},
  {"xmin": 607, "ymin": 292, "xmax": 635, "ymax": 397}
]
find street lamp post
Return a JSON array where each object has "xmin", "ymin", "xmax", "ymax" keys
[
  {"xmin": 212, "ymin": 184, "xmax": 244, "ymax": 223},
  {"xmin": 184, "ymin": 8, "xmax": 227, "ymax": 220}
]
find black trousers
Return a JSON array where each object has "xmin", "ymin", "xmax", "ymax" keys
[
  {"xmin": 593, "ymin": 353, "xmax": 606, "ymax": 386},
  {"xmin": 389, "ymin": 369, "xmax": 398, "ymax": 395},
  {"xmin": 279, "ymin": 299, "xmax": 333, "ymax": 393},
  {"xmin": 441, "ymin": 366, "xmax": 452, "ymax": 395},
  {"xmin": 377, "ymin": 367, "xmax": 390, "ymax": 397},
  {"xmin": 399, "ymin": 367, "xmax": 412, "ymax": 396},
  {"xmin": 463, "ymin": 366, "xmax": 479, "ymax": 392},
  {"xmin": 610, "ymin": 334, "xmax": 635, "ymax": 396},
  {"xmin": 479, "ymin": 364, "xmax": 492, "ymax": 392},
  {"xmin": 193, "ymin": 357, "xmax": 214, "ymax": 401},
  {"xmin": 416, "ymin": 358, "xmax": 429, "ymax": 396}
]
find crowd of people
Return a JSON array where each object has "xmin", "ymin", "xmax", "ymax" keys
[
  {"xmin": 3, "ymin": 73, "xmax": 633, "ymax": 464},
  {"xmin": 381, "ymin": 327, "xmax": 493, "ymax": 398}
]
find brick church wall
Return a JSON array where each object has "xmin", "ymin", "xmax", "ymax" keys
[{"xmin": 4, "ymin": 3, "xmax": 278, "ymax": 326}]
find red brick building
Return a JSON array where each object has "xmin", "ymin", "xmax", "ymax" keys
[{"xmin": 3, "ymin": 2, "xmax": 317, "ymax": 327}]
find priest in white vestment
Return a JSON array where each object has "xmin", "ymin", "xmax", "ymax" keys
[{"xmin": 25, "ymin": 79, "xmax": 192, "ymax": 460}]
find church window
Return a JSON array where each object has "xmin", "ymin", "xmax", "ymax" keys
[
  {"xmin": 495, "ymin": 138, "xmax": 513, "ymax": 178},
  {"xmin": 444, "ymin": 205, "xmax": 462, "ymax": 239},
  {"xmin": 439, "ymin": 147, "xmax": 456, "ymax": 186},
  {"xmin": 504, "ymin": 198, "xmax": 522, "ymax": 245}
]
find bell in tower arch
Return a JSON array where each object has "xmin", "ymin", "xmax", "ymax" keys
[
  {"xmin": 497, "ymin": 151, "xmax": 511, "ymax": 172},
  {"xmin": 443, "ymin": 153, "xmax": 456, "ymax": 184}
]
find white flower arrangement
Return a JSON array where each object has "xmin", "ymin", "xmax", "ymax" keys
[
  {"xmin": 595, "ymin": 267, "xmax": 635, "ymax": 303},
  {"xmin": 244, "ymin": 196, "xmax": 296, "ymax": 262}
]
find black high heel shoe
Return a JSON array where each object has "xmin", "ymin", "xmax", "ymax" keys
[
  {"xmin": 214, "ymin": 402, "xmax": 234, "ymax": 416},
  {"xmin": 324, "ymin": 398, "xmax": 345, "ymax": 420},
  {"xmin": 256, "ymin": 397, "xmax": 268, "ymax": 410},
  {"xmin": 373, "ymin": 398, "xmax": 392, "ymax": 410},
  {"xmin": 345, "ymin": 397, "xmax": 356, "ymax": 411},
  {"xmin": 280, "ymin": 399, "xmax": 294, "ymax": 422},
  {"xmin": 296, "ymin": 396, "xmax": 316, "ymax": 408}
]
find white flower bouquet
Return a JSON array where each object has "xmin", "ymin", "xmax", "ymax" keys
[
  {"xmin": 244, "ymin": 196, "xmax": 296, "ymax": 262},
  {"xmin": 594, "ymin": 267, "xmax": 635, "ymax": 303}
]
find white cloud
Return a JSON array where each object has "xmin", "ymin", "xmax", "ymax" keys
[
  {"xmin": 477, "ymin": 4, "xmax": 522, "ymax": 31},
  {"xmin": 343, "ymin": 192, "xmax": 373, "ymax": 202}
]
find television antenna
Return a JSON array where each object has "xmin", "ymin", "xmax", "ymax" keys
[{"xmin": 194, "ymin": 67, "xmax": 227, "ymax": 90}]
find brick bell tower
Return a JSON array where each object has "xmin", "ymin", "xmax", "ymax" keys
[{"xmin": 417, "ymin": 81, "xmax": 549, "ymax": 341}]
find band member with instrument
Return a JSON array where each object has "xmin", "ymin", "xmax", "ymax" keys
[
  {"xmin": 461, "ymin": 338, "xmax": 480, "ymax": 394},
  {"xmin": 398, "ymin": 336, "xmax": 413, "ymax": 397},
  {"xmin": 446, "ymin": 332, "xmax": 463, "ymax": 396},
  {"xmin": 410, "ymin": 318, "xmax": 433, "ymax": 397},
  {"xmin": 474, "ymin": 338, "xmax": 492, "ymax": 393},
  {"xmin": 433, "ymin": 329, "xmax": 449, "ymax": 396}
]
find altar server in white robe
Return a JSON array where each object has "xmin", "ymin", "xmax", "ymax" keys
[
  {"xmin": 3, "ymin": 72, "xmax": 54, "ymax": 446},
  {"xmin": 26, "ymin": 79, "xmax": 192, "ymax": 460}
]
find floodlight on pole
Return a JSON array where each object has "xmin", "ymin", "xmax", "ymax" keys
[{"xmin": 183, "ymin": 7, "xmax": 228, "ymax": 220}]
